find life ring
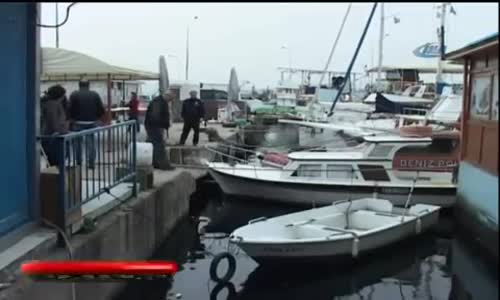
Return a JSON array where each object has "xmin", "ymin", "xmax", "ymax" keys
[
  {"xmin": 210, "ymin": 282, "xmax": 237, "ymax": 300},
  {"xmin": 209, "ymin": 252, "xmax": 236, "ymax": 283}
]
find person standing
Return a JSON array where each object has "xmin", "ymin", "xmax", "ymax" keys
[
  {"xmin": 128, "ymin": 91, "xmax": 140, "ymax": 132},
  {"xmin": 41, "ymin": 84, "xmax": 69, "ymax": 166},
  {"xmin": 144, "ymin": 90, "xmax": 175, "ymax": 170},
  {"xmin": 179, "ymin": 90, "xmax": 205, "ymax": 146},
  {"xmin": 68, "ymin": 79, "xmax": 106, "ymax": 169}
]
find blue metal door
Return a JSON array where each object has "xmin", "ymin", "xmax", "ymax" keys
[{"xmin": 0, "ymin": 4, "xmax": 33, "ymax": 235}]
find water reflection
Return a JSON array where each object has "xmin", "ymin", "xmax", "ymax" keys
[{"xmin": 114, "ymin": 193, "xmax": 498, "ymax": 300}]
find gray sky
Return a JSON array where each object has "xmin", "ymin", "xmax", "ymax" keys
[{"xmin": 41, "ymin": 2, "xmax": 498, "ymax": 92}]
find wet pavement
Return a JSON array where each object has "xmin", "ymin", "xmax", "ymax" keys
[{"xmin": 114, "ymin": 185, "xmax": 498, "ymax": 300}]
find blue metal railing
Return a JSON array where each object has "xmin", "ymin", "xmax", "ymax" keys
[{"xmin": 38, "ymin": 121, "xmax": 137, "ymax": 232}]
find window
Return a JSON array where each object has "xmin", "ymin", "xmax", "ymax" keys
[
  {"xmin": 358, "ymin": 164, "xmax": 390, "ymax": 181},
  {"xmin": 215, "ymin": 91, "xmax": 228, "ymax": 100},
  {"xmin": 327, "ymin": 165, "xmax": 356, "ymax": 179},
  {"xmin": 493, "ymin": 73, "xmax": 499, "ymax": 120},
  {"xmin": 368, "ymin": 145, "xmax": 394, "ymax": 158},
  {"xmin": 470, "ymin": 75, "xmax": 492, "ymax": 120},
  {"xmin": 291, "ymin": 164, "xmax": 322, "ymax": 178}
]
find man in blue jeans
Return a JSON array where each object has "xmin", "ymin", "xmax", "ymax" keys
[{"xmin": 68, "ymin": 79, "xmax": 106, "ymax": 169}]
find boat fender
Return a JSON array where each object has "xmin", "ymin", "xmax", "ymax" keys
[
  {"xmin": 209, "ymin": 282, "xmax": 237, "ymax": 300},
  {"xmin": 416, "ymin": 218, "xmax": 422, "ymax": 234},
  {"xmin": 209, "ymin": 252, "xmax": 236, "ymax": 283},
  {"xmin": 352, "ymin": 238, "xmax": 359, "ymax": 258}
]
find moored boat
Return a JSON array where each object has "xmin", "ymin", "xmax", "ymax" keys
[{"xmin": 229, "ymin": 198, "xmax": 440, "ymax": 264}]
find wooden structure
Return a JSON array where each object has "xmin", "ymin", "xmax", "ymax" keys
[{"xmin": 445, "ymin": 32, "xmax": 498, "ymax": 261}]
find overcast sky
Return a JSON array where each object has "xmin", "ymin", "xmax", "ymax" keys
[{"xmin": 41, "ymin": 2, "xmax": 498, "ymax": 92}]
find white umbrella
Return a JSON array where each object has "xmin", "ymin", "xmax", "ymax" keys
[
  {"xmin": 227, "ymin": 67, "xmax": 240, "ymax": 121},
  {"xmin": 159, "ymin": 55, "xmax": 169, "ymax": 94}
]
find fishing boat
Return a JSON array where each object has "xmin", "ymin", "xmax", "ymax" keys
[
  {"xmin": 207, "ymin": 127, "xmax": 459, "ymax": 207},
  {"xmin": 229, "ymin": 198, "xmax": 440, "ymax": 264}
]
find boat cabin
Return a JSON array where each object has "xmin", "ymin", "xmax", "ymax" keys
[
  {"xmin": 263, "ymin": 134, "xmax": 459, "ymax": 185},
  {"xmin": 445, "ymin": 32, "xmax": 498, "ymax": 260}
]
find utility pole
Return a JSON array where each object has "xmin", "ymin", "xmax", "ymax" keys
[{"xmin": 55, "ymin": 3, "xmax": 59, "ymax": 48}]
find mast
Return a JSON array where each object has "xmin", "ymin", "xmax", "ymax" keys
[
  {"xmin": 436, "ymin": 3, "xmax": 448, "ymax": 98},
  {"xmin": 377, "ymin": 3, "xmax": 385, "ymax": 92}
]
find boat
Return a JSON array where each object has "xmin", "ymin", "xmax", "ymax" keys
[
  {"xmin": 229, "ymin": 198, "xmax": 440, "ymax": 264},
  {"xmin": 207, "ymin": 129, "xmax": 459, "ymax": 207}
]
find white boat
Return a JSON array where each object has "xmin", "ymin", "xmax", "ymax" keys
[
  {"xmin": 207, "ymin": 131, "xmax": 458, "ymax": 207},
  {"xmin": 229, "ymin": 198, "xmax": 440, "ymax": 264}
]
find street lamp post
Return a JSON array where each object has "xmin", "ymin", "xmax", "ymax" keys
[
  {"xmin": 185, "ymin": 16, "xmax": 198, "ymax": 81},
  {"xmin": 55, "ymin": 3, "xmax": 59, "ymax": 48}
]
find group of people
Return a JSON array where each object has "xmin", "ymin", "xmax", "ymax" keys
[
  {"xmin": 144, "ymin": 89, "xmax": 205, "ymax": 170},
  {"xmin": 41, "ymin": 80, "xmax": 206, "ymax": 172},
  {"xmin": 41, "ymin": 79, "xmax": 105, "ymax": 168}
]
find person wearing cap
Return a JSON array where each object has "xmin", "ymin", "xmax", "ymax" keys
[
  {"xmin": 144, "ymin": 90, "xmax": 175, "ymax": 170},
  {"xmin": 127, "ymin": 91, "xmax": 140, "ymax": 132},
  {"xmin": 179, "ymin": 90, "xmax": 205, "ymax": 146},
  {"xmin": 68, "ymin": 79, "xmax": 106, "ymax": 169},
  {"xmin": 41, "ymin": 84, "xmax": 69, "ymax": 166}
]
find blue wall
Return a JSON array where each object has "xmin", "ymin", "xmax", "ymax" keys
[
  {"xmin": 457, "ymin": 161, "xmax": 499, "ymax": 230},
  {"xmin": 0, "ymin": 3, "xmax": 38, "ymax": 236}
]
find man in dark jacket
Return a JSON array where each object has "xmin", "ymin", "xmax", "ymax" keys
[
  {"xmin": 179, "ymin": 90, "xmax": 205, "ymax": 146},
  {"xmin": 41, "ymin": 84, "xmax": 69, "ymax": 166},
  {"xmin": 68, "ymin": 79, "xmax": 106, "ymax": 169},
  {"xmin": 145, "ymin": 90, "xmax": 175, "ymax": 170}
]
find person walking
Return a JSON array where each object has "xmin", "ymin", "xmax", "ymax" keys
[
  {"xmin": 68, "ymin": 79, "xmax": 106, "ymax": 169},
  {"xmin": 179, "ymin": 90, "xmax": 205, "ymax": 146},
  {"xmin": 127, "ymin": 91, "xmax": 140, "ymax": 132},
  {"xmin": 144, "ymin": 90, "xmax": 175, "ymax": 170},
  {"xmin": 41, "ymin": 84, "xmax": 69, "ymax": 166}
]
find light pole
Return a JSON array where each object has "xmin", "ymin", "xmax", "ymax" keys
[
  {"xmin": 377, "ymin": 3, "xmax": 400, "ymax": 91},
  {"xmin": 185, "ymin": 16, "xmax": 198, "ymax": 81},
  {"xmin": 280, "ymin": 45, "xmax": 292, "ymax": 70},
  {"xmin": 55, "ymin": 3, "xmax": 59, "ymax": 48}
]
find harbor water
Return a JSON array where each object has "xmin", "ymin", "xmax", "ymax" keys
[{"xmin": 114, "ymin": 183, "xmax": 498, "ymax": 300}]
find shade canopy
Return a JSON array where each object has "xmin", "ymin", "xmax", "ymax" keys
[
  {"xmin": 41, "ymin": 47, "xmax": 159, "ymax": 81},
  {"xmin": 365, "ymin": 62, "xmax": 463, "ymax": 74}
]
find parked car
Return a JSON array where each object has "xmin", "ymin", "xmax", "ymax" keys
[{"xmin": 200, "ymin": 89, "xmax": 246, "ymax": 121}]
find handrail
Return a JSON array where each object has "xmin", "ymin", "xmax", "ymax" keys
[
  {"xmin": 323, "ymin": 226, "xmax": 359, "ymax": 238},
  {"xmin": 39, "ymin": 120, "xmax": 137, "ymax": 139}
]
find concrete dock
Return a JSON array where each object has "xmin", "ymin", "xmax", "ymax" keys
[{"xmin": 0, "ymin": 122, "xmax": 237, "ymax": 300}]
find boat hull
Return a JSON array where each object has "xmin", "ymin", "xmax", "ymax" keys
[
  {"xmin": 208, "ymin": 168, "xmax": 456, "ymax": 208},
  {"xmin": 232, "ymin": 209, "xmax": 440, "ymax": 264}
]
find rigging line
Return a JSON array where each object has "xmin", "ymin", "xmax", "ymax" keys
[
  {"xmin": 37, "ymin": 3, "xmax": 78, "ymax": 28},
  {"xmin": 329, "ymin": 3, "xmax": 379, "ymax": 116},
  {"xmin": 316, "ymin": 3, "xmax": 353, "ymax": 93}
]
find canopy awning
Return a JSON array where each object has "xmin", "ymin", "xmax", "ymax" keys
[{"xmin": 41, "ymin": 47, "xmax": 159, "ymax": 81}]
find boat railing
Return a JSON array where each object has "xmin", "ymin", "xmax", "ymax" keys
[{"xmin": 324, "ymin": 226, "xmax": 360, "ymax": 257}]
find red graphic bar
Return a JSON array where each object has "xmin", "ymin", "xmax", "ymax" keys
[{"xmin": 21, "ymin": 260, "xmax": 178, "ymax": 276}]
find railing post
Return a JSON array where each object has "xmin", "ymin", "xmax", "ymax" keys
[
  {"xmin": 131, "ymin": 123, "xmax": 137, "ymax": 197},
  {"xmin": 56, "ymin": 136, "xmax": 68, "ymax": 246}
]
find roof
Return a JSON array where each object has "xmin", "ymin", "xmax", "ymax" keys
[
  {"xmin": 41, "ymin": 47, "xmax": 159, "ymax": 81},
  {"xmin": 288, "ymin": 151, "xmax": 365, "ymax": 161},
  {"xmin": 366, "ymin": 62, "xmax": 463, "ymax": 74},
  {"xmin": 445, "ymin": 32, "xmax": 499, "ymax": 61},
  {"xmin": 363, "ymin": 135, "xmax": 432, "ymax": 143}
]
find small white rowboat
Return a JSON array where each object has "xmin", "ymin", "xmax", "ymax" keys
[{"xmin": 229, "ymin": 198, "xmax": 440, "ymax": 264}]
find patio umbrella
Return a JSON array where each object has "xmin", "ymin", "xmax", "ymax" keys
[
  {"xmin": 159, "ymin": 55, "xmax": 169, "ymax": 95},
  {"xmin": 159, "ymin": 55, "xmax": 170, "ymax": 137},
  {"xmin": 227, "ymin": 67, "xmax": 240, "ymax": 121}
]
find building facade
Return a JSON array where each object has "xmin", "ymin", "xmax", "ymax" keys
[{"xmin": 446, "ymin": 33, "xmax": 498, "ymax": 261}]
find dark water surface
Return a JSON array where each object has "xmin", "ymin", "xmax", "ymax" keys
[{"xmin": 115, "ymin": 184, "xmax": 498, "ymax": 300}]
